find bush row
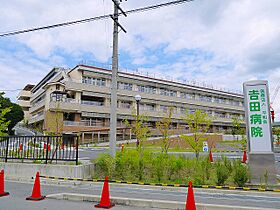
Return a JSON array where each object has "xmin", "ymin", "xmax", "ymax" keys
[{"xmin": 93, "ymin": 150, "xmax": 249, "ymax": 187}]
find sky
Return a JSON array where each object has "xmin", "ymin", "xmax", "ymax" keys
[{"xmin": 0, "ymin": 0, "xmax": 280, "ymax": 119}]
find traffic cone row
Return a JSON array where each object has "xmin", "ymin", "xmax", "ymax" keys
[
  {"xmin": 0, "ymin": 170, "xmax": 45, "ymax": 201},
  {"xmin": 208, "ymin": 149, "xmax": 247, "ymax": 164},
  {"xmin": 95, "ymin": 178, "xmax": 196, "ymax": 209},
  {"xmin": 0, "ymin": 169, "xmax": 197, "ymax": 209}
]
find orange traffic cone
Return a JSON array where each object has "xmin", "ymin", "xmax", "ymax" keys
[
  {"xmin": 186, "ymin": 181, "xmax": 196, "ymax": 210},
  {"xmin": 209, "ymin": 150, "xmax": 213, "ymax": 163},
  {"xmin": 95, "ymin": 176, "xmax": 115, "ymax": 209},
  {"xmin": 242, "ymin": 150, "xmax": 247, "ymax": 164},
  {"xmin": 0, "ymin": 170, "xmax": 9, "ymax": 197},
  {"xmin": 26, "ymin": 172, "xmax": 45, "ymax": 201}
]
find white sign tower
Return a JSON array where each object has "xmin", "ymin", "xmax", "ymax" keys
[{"xmin": 243, "ymin": 80, "xmax": 276, "ymax": 183}]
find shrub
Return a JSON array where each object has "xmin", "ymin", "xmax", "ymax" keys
[
  {"xmin": 93, "ymin": 154, "xmax": 115, "ymax": 178},
  {"xmin": 192, "ymin": 156, "xmax": 213, "ymax": 185},
  {"xmin": 215, "ymin": 158, "xmax": 231, "ymax": 186},
  {"xmin": 232, "ymin": 160, "xmax": 249, "ymax": 187}
]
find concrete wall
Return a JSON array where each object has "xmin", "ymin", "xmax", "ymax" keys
[
  {"xmin": 223, "ymin": 134, "xmax": 243, "ymax": 141},
  {"xmin": 0, "ymin": 163, "xmax": 94, "ymax": 180}
]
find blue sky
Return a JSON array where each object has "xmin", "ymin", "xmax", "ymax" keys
[{"xmin": 1, "ymin": 0, "xmax": 280, "ymax": 119}]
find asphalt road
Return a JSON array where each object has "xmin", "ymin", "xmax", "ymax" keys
[
  {"xmin": 1, "ymin": 181, "xmax": 165, "ymax": 210},
  {"xmin": 3, "ymin": 180, "xmax": 280, "ymax": 209}
]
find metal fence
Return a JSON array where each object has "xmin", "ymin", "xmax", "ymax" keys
[{"xmin": 0, "ymin": 135, "xmax": 79, "ymax": 165}]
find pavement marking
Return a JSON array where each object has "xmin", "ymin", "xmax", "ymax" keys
[{"xmin": 39, "ymin": 175, "xmax": 280, "ymax": 193}]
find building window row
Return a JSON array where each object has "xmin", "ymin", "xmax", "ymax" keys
[
  {"xmin": 160, "ymin": 88, "xmax": 177, "ymax": 97},
  {"xmin": 81, "ymin": 76, "xmax": 243, "ymax": 107},
  {"xmin": 137, "ymin": 85, "xmax": 156, "ymax": 94},
  {"xmin": 118, "ymin": 82, "xmax": 133, "ymax": 91},
  {"xmin": 82, "ymin": 76, "xmax": 106, "ymax": 87}
]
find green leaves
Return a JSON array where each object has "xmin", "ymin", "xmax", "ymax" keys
[
  {"xmin": 0, "ymin": 105, "xmax": 11, "ymax": 136},
  {"xmin": 181, "ymin": 110, "xmax": 212, "ymax": 159},
  {"xmin": 156, "ymin": 107, "xmax": 174, "ymax": 154},
  {"xmin": 0, "ymin": 93, "xmax": 24, "ymax": 134}
]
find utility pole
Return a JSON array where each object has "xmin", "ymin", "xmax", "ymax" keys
[{"xmin": 109, "ymin": 0, "xmax": 126, "ymax": 157}]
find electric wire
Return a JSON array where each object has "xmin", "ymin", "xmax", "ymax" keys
[{"xmin": 0, "ymin": 0, "xmax": 194, "ymax": 37}]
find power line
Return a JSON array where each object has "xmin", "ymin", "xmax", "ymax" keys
[
  {"xmin": 0, "ymin": 89, "xmax": 21, "ymax": 92},
  {"xmin": 0, "ymin": 0, "xmax": 194, "ymax": 37}
]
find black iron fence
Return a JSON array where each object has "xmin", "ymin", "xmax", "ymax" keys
[{"xmin": 0, "ymin": 135, "xmax": 79, "ymax": 165}]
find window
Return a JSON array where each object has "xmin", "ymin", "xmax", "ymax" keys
[
  {"xmin": 82, "ymin": 76, "xmax": 106, "ymax": 86},
  {"xmin": 213, "ymin": 97, "xmax": 220, "ymax": 103},
  {"xmin": 137, "ymin": 85, "xmax": 156, "ymax": 94},
  {"xmin": 118, "ymin": 101, "xmax": 131, "ymax": 109},
  {"xmin": 181, "ymin": 107, "xmax": 187, "ymax": 114},
  {"xmin": 181, "ymin": 92, "xmax": 195, "ymax": 100},
  {"xmin": 199, "ymin": 95, "xmax": 212, "ymax": 102},
  {"xmin": 188, "ymin": 109, "xmax": 195, "ymax": 114},
  {"xmin": 160, "ymin": 105, "xmax": 168, "ymax": 112},
  {"xmin": 118, "ymin": 82, "xmax": 133, "ymax": 91},
  {"xmin": 220, "ymin": 98, "xmax": 227, "ymax": 104},
  {"xmin": 231, "ymin": 100, "xmax": 240, "ymax": 106},
  {"xmin": 146, "ymin": 104, "xmax": 156, "ymax": 111},
  {"xmin": 159, "ymin": 88, "xmax": 177, "ymax": 97}
]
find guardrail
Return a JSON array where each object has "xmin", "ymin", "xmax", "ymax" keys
[{"xmin": 0, "ymin": 136, "xmax": 79, "ymax": 165}]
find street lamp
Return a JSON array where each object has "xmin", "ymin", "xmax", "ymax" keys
[{"xmin": 134, "ymin": 94, "xmax": 141, "ymax": 147}]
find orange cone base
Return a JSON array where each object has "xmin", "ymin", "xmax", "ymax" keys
[
  {"xmin": 26, "ymin": 195, "xmax": 46, "ymax": 201},
  {"xmin": 0, "ymin": 192, "xmax": 9, "ymax": 197},
  {"xmin": 94, "ymin": 203, "xmax": 115, "ymax": 209}
]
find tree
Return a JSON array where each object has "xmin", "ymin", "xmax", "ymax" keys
[
  {"xmin": 231, "ymin": 116, "xmax": 246, "ymax": 142},
  {"xmin": 0, "ymin": 105, "xmax": 11, "ymax": 136},
  {"xmin": 156, "ymin": 107, "xmax": 174, "ymax": 154},
  {"xmin": 273, "ymin": 127, "xmax": 280, "ymax": 145},
  {"xmin": 124, "ymin": 112, "xmax": 150, "ymax": 180},
  {"xmin": 0, "ymin": 92, "xmax": 24, "ymax": 134},
  {"xmin": 124, "ymin": 112, "xmax": 150, "ymax": 153},
  {"xmin": 180, "ymin": 110, "xmax": 212, "ymax": 159}
]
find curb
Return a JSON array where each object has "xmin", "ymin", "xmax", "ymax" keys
[
  {"xmin": 47, "ymin": 193, "xmax": 279, "ymax": 210},
  {"xmin": 39, "ymin": 175, "xmax": 280, "ymax": 193}
]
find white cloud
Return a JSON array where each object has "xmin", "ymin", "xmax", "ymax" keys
[{"xmin": 1, "ymin": 0, "xmax": 280, "ymax": 119}]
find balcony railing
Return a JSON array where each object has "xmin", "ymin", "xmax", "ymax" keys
[
  {"xmin": 81, "ymin": 100, "xmax": 104, "ymax": 106},
  {"xmin": 64, "ymin": 120, "xmax": 104, "ymax": 127}
]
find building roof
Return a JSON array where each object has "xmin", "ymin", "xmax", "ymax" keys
[
  {"xmin": 23, "ymin": 84, "xmax": 35, "ymax": 91},
  {"xmin": 71, "ymin": 64, "xmax": 244, "ymax": 99}
]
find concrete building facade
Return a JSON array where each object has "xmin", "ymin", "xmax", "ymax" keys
[
  {"xmin": 17, "ymin": 84, "xmax": 34, "ymax": 120},
  {"xmin": 25, "ymin": 64, "xmax": 245, "ymax": 142}
]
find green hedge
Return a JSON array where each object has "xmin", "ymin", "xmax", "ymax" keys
[{"xmin": 93, "ymin": 150, "xmax": 249, "ymax": 187}]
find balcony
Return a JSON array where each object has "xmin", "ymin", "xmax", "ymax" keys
[
  {"xmin": 17, "ymin": 90, "xmax": 31, "ymax": 99},
  {"xmin": 18, "ymin": 100, "xmax": 30, "ymax": 108},
  {"xmin": 29, "ymin": 113, "xmax": 44, "ymax": 124},
  {"xmin": 29, "ymin": 100, "xmax": 45, "ymax": 113},
  {"xmin": 64, "ymin": 120, "xmax": 104, "ymax": 127},
  {"xmin": 49, "ymin": 100, "xmax": 80, "ymax": 112},
  {"xmin": 81, "ymin": 100, "xmax": 104, "ymax": 106}
]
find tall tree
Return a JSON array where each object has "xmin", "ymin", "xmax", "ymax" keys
[
  {"xmin": 0, "ymin": 92, "xmax": 24, "ymax": 134},
  {"xmin": 180, "ymin": 110, "xmax": 212, "ymax": 159}
]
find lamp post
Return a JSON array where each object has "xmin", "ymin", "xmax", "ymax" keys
[{"xmin": 134, "ymin": 94, "xmax": 141, "ymax": 147}]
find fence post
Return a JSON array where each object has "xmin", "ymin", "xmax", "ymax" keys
[
  {"xmin": 5, "ymin": 137, "xmax": 9, "ymax": 163},
  {"xmin": 76, "ymin": 136, "xmax": 79, "ymax": 165},
  {"xmin": 45, "ymin": 136, "xmax": 50, "ymax": 164}
]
